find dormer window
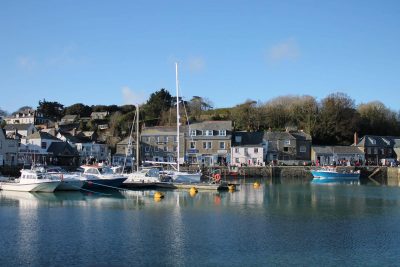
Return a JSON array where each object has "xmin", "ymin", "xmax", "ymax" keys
[
  {"xmin": 382, "ymin": 138, "xmax": 390, "ymax": 146},
  {"xmin": 205, "ymin": 130, "xmax": 213, "ymax": 136},
  {"xmin": 190, "ymin": 130, "xmax": 196, "ymax": 136},
  {"xmin": 218, "ymin": 130, "xmax": 226, "ymax": 136},
  {"xmin": 368, "ymin": 137, "xmax": 376, "ymax": 145}
]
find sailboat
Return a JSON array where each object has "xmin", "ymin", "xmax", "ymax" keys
[
  {"xmin": 123, "ymin": 105, "xmax": 162, "ymax": 187},
  {"xmin": 166, "ymin": 63, "xmax": 202, "ymax": 183}
]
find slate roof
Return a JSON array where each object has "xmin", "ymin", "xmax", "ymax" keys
[
  {"xmin": 4, "ymin": 123, "xmax": 33, "ymax": 131},
  {"xmin": 27, "ymin": 131, "xmax": 61, "ymax": 141},
  {"xmin": 189, "ymin": 121, "xmax": 232, "ymax": 131},
  {"xmin": 264, "ymin": 131, "xmax": 312, "ymax": 141},
  {"xmin": 47, "ymin": 142, "xmax": 79, "ymax": 157},
  {"xmin": 312, "ymin": 146, "xmax": 364, "ymax": 155},
  {"xmin": 117, "ymin": 136, "xmax": 137, "ymax": 145},
  {"xmin": 356, "ymin": 135, "xmax": 400, "ymax": 148},
  {"xmin": 232, "ymin": 131, "xmax": 264, "ymax": 147},
  {"xmin": 62, "ymin": 115, "xmax": 79, "ymax": 120}
]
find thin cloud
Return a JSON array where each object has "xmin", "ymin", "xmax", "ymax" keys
[
  {"xmin": 188, "ymin": 56, "xmax": 206, "ymax": 73},
  {"xmin": 17, "ymin": 56, "xmax": 36, "ymax": 71},
  {"xmin": 267, "ymin": 38, "xmax": 300, "ymax": 62},
  {"xmin": 122, "ymin": 86, "xmax": 147, "ymax": 106},
  {"xmin": 46, "ymin": 43, "xmax": 87, "ymax": 67}
]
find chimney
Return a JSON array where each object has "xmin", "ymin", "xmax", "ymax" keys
[{"xmin": 354, "ymin": 132, "xmax": 359, "ymax": 145}]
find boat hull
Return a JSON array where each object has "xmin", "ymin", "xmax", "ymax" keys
[
  {"xmin": 82, "ymin": 178, "xmax": 127, "ymax": 189},
  {"xmin": 311, "ymin": 170, "xmax": 360, "ymax": 184},
  {"xmin": 56, "ymin": 180, "xmax": 85, "ymax": 191},
  {"xmin": 1, "ymin": 181, "xmax": 61, "ymax": 192}
]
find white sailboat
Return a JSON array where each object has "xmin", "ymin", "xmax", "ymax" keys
[{"xmin": 168, "ymin": 62, "xmax": 201, "ymax": 183}]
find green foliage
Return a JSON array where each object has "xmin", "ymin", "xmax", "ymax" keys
[
  {"xmin": 142, "ymin": 88, "xmax": 172, "ymax": 126},
  {"xmin": 37, "ymin": 99, "xmax": 64, "ymax": 120},
  {"xmin": 64, "ymin": 103, "xmax": 92, "ymax": 117}
]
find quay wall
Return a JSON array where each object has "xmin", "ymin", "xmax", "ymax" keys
[{"xmin": 387, "ymin": 167, "xmax": 400, "ymax": 186}]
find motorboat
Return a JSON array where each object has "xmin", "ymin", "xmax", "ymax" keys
[
  {"xmin": 311, "ymin": 167, "xmax": 360, "ymax": 184},
  {"xmin": 45, "ymin": 166, "xmax": 85, "ymax": 191},
  {"xmin": 80, "ymin": 165, "xmax": 127, "ymax": 189},
  {"xmin": 0, "ymin": 169, "xmax": 61, "ymax": 192}
]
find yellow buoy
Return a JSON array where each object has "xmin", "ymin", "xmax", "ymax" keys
[
  {"xmin": 189, "ymin": 187, "xmax": 198, "ymax": 197},
  {"xmin": 228, "ymin": 184, "xmax": 236, "ymax": 191},
  {"xmin": 154, "ymin": 191, "xmax": 164, "ymax": 200},
  {"xmin": 253, "ymin": 182, "xmax": 261, "ymax": 188}
]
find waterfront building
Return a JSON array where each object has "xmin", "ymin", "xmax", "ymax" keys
[
  {"xmin": 141, "ymin": 126, "xmax": 185, "ymax": 163},
  {"xmin": 355, "ymin": 134, "xmax": 399, "ymax": 165},
  {"xmin": 185, "ymin": 120, "xmax": 232, "ymax": 166},
  {"xmin": 4, "ymin": 109, "xmax": 49, "ymax": 125},
  {"xmin": 4, "ymin": 123, "xmax": 37, "ymax": 138},
  {"xmin": 0, "ymin": 129, "xmax": 19, "ymax": 166},
  {"xmin": 311, "ymin": 146, "xmax": 365, "ymax": 166},
  {"xmin": 112, "ymin": 136, "xmax": 137, "ymax": 168},
  {"xmin": 263, "ymin": 129, "xmax": 312, "ymax": 163},
  {"xmin": 394, "ymin": 139, "xmax": 400, "ymax": 162},
  {"xmin": 231, "ymin": 131, "xmax": 264, "ymax": 166}
]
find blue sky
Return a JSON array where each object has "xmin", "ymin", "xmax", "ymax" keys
[{"xmin": 1, "ymin": 0, "xmax": 399, "ymax": 113}]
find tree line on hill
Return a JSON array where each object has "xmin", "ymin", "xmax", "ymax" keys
[{"xmin": 1, "ymin": 90, "xmax": 400, "ymax": 146}]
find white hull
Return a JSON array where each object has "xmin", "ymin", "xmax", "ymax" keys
[
  {"xmin": 1, "ymin": 181, "xmax": 61, "ymax": 192},
  {"xmin": 172, "ymin": 172, "xmax": 201, "ymax": 183}
]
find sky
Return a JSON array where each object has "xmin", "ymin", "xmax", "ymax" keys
[{"xmin": 1, "ymin": 0, "xmax": 400, "ymax": 113}]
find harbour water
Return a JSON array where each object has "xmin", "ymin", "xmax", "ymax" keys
[{"xmin": 1, "ymin": 179, "xmax": 400, "ymax": 266}]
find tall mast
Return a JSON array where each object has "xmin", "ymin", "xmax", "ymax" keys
[
  {"xmin": 175, "ymin": 62, "xmax": 180, "ymax": 172},
  {"xmin": 136, "ymin": 104, "xmax": 140, "ymax": 171}
]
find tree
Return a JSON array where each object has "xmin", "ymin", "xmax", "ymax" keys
[
  {"xmin": 357, "ymin": 101, "xmax": 400, "ymax": 136},
  {"xmin": 188, "ymin": 96, "xmax": 213, "ymax": 121},
  {"xmin": 37, "ymin": 99, "xmax": 64, "ymax": 120},
  {"xmin": 230, "ymin": 100, "xmax": 264, "ymax": 131},
  {"xmin": 142, "ymin": 89, "xmax": 173, "ymax": 126},
  {"xmin": 64, "ymin": 103, "xmax": 92, "ymax": 117},
  {"xmin": 314, "ymin": 92, "xmax": 359, "ymax": 145}
]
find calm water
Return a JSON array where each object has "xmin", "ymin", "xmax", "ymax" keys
[{"xmin": 1, "ymin": 180, "xmax": 400, "ymax": 266}]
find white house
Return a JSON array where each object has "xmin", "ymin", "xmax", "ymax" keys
[
  {"xmin": 76, "ymin": 142, "xmax": 110, "ymax": 164},
  {"xmin": 0, "ymin": 129, "xmax": 19, "ymax": 166},
  {"xmin": 4, "ymin": 123, "xmax": 37, "ymax": 138},
  {"xmin": 231, "ymin": 132, "xmax": 265, "ymax": 166},
  {"xmin": 19, "ymin": 131, "xmax": 63, "ymax": 164},
  {"xmin": 5, "ymin": 109, "xmax": 48, "ymax": 125}
]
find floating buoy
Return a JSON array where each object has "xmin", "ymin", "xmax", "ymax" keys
[
  {"xmin": 189, "ymin": 187, "xmax": 198, "ymax": 197},
  {"xmin": 228, "ymin": 184, "xmax": 236, "ymax": 191},
  {"xmin": 154, "ymin": 191, "xmax": 164, "ymax": 200},
  {"xmin": 253, "ymin": 182, "xmax": 261, "ymax": 188}
]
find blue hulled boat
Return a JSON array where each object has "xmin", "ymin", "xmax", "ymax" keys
[{"xmin": 311, "ymin": 167, "xmax": 360, "ymax": 184}]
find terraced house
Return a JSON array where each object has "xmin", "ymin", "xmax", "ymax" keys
[{"xmin": 185, "ymin": 121, "xmax": 232, "ymax": 166}]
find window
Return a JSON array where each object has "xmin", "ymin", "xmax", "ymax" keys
[
  {"xmin": 164, "ymin": 146, "xmax": 168, "ymax": 152},
  {"xmin": 190, "ymin": 142, "xmax": 196, "ymax": 149},
  {"xmin": 174, "ymin": 136, "xmax": 177, "ymax": 143},
  {"xmin": 203, "ymin": 142, "xmax": 212, "ymax": 149},
  {"xmin": 219, "ymin": 142, "xmax": 225, "ymax": 149},
  {"xmin": 164, "ymin": 136, "xmax": 169, "ymax": 142},
  {"xmin": 154, "ymin": 147, "xmax": 159, "ymax": 152},
  {"xmin": 254, "ymin": 148, "xmax": 259, "ymax": 153},
  {"xmin": 205, "ymin": 130, "xmax": 213, "ymax": 136},
  {"xmin": 367, "ymin": 147, "xmax": 372, "ymax": 154},
  {"xmin": 381, "ymin": 149, "xmax": 385, "ymax": 155},
  {"xmin": 219, "ymin": 130, "xmax": 226, "ymax": 136},
  {"xmin": 284, "ymin": 147, "xmax": 289, "ymax": 152},
  {"xmin": 374, "ymin": 148, "xmax": 378, "ymax": 155},
  {"xmin": 173, "ymin": 146, "xmax": 177, "ymax": 152},
  {"xmin": 190, "ymin": 130, "xmax": 196, "ymax": 136},
  {"xmin": 284, "ymin": 140, "xmax": 291, "ymax": 145},
  {"xmin": 156, "ymin": 136, "xmax": 160, "ymax": 143},
  {"xmin": 235, "ymin": 158, "xmax": 240, "ymax": 163},
  {"xmin": 41, "ymin": 142, "xmax": 47, "ymax": 149},
  {"xmin": 244, "ymin": 148, "xmax": 248, "ymax": 154},
  {"xmin": 235, "ymin": 148, "xmax": 239, "ymax": 153},
  {"xmin": 300, "ymin": 146, "xmax": 306, "ymax": 153}
]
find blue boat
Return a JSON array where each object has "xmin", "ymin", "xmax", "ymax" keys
[{"xmin": 311, "ymin": 168, "xmax": 360, "ymax": 184}]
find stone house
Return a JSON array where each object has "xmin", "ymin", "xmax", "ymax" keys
[
  {"xmin": 4, "ymin": 123, "xmax": 37, "ymax": 138},
  {"xmin": 264, "ymin": 130, "xmax": 312, "ymax": 163},
  {"xmin": 311, "ymin": 146, "xmax": 365, "ymax": 166},
  {"xmin": 60, "ymin": 114, "xmax": 80, "ymax": 125},
  {"xmin": 91, "ymin": 112, "xmax": 109, "ymax": 120},
  {"xmin": 185, "ymin": 120, "xmax": 232, "ymax": 166},
  {"xmin": 112, "ymin": 136, "xmax": 137, "ymax": 168},
  {"xmin": 140, "ymin": 126, "xmax": 185, "ymax": 163},
  {"xmin": 355, "ymin": 134, "xmax": 399, "ymax": 165}
]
